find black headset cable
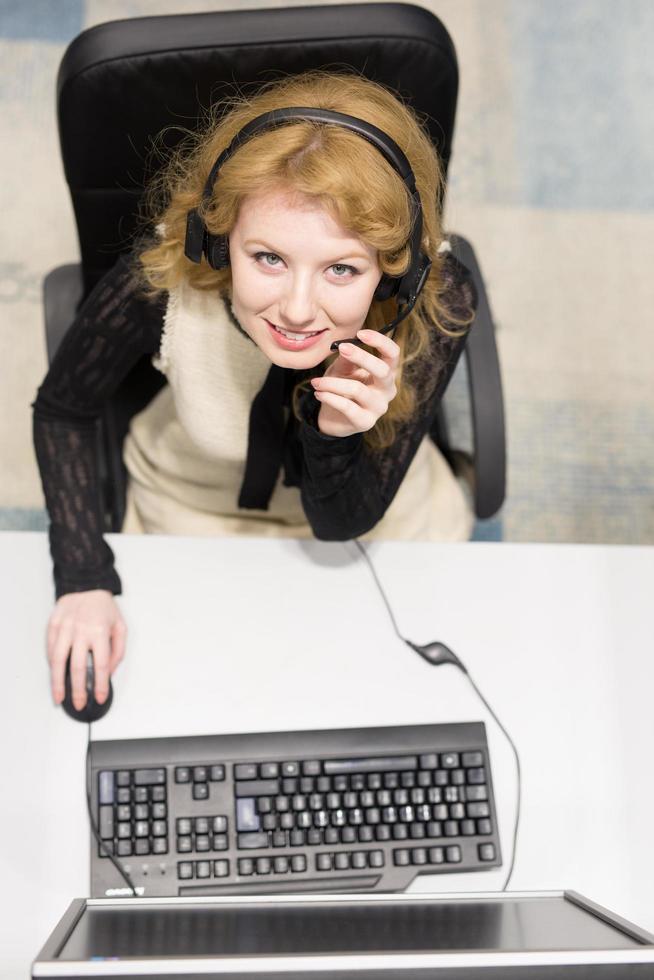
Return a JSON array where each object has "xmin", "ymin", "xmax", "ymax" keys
[{"xmin": 353, "ymin": 539, "xmax": 521, "ymax": 891}]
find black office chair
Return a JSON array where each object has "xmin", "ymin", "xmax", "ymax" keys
[{"xmin": 44, "ymin": 2, "xmax": 505, "ymax": 529}]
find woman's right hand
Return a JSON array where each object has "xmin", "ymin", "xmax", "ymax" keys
[{"xmin": 47, "ymin": 590, "xmax": 127, "ymax": 710}]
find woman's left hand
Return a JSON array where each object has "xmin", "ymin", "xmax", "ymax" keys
[{"xmin": 310, "ymin": 329, "xmax": 400, "ymax": 438}]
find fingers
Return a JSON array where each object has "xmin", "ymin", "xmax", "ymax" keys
[
  {"xmin": 312, "ymin": 390, "xmax": 377, "ymax": 432},
  {"xmin": 312, "ymin": 376, "xmax": 390, "ymax": 415},
  {"xmin": 90, "ymin": 629, "xmax": 112, "ymax": 705},
  {"xmin": 48, "ymin": 618, "xmax": 72, "ymax": 705},
  {"xmin": 350, "ymin": 328, "xmax": 401, "ymax": 367},
  {"xmin": 70, "ymin": 636, "xmax": 90, "ymax": 710}
]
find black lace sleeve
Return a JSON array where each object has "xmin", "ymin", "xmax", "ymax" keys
[
  {"xmin": 298, "ymin": 253, "xmax": 477, "ymax": 539},
  {"xmin": 32, "ymin": 255, "xmax": 166, "ymax": 598}
]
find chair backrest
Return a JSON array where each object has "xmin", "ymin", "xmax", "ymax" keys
[{"xmin": 57, "ymin": 2, "xmax": 458, "ymax": 295}]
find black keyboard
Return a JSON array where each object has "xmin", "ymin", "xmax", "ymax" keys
[{"xmin": 89, "ymin": 722, "xmax": 501, "ymax": 897}]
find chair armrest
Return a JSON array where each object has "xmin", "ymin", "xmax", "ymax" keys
[
  {"xmin": 448, "ymin": 234, "xmax": 506, "ymax": 519},
  {"xmin": 43, "ymin": 264, "xmax": 84, "ymax": 363}
]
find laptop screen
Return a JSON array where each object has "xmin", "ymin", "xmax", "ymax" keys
[{"xmin": 56, "ymin": 896, "xmax": 644, "ymax": 961}]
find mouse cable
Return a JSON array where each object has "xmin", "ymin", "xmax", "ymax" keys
[
  {"xmin": 85, "ymin": 723, "xmax": 138, "ymax": 897},
  {"xmin": 352, "ymin": 539, "xmax": 521, "ymax": 891}
]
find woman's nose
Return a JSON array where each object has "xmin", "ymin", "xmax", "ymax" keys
[{"xmin": 278, "ymin": 274, "xmax": 317, "ymax": 328}]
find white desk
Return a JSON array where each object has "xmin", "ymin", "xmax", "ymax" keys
[{"xmin": 2, "ymin": 532, "xmax": 653, "ymax": 978}]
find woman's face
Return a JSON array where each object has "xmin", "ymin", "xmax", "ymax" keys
[{"xmin": 229, "ymin": 188, "xmax": 381, "ymax": 369}]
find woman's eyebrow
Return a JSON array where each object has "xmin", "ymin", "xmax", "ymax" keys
[{"xmin": 243, "ymin": 239, "xmax": 372, "ymax": 263}]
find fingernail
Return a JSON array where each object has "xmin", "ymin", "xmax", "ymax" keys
[
  {"xmin": 96, "ymin": 692, "xmax": 107, "ymax": 704},
  {"xmin": 339, "ymin": 343, "xmax": 353, "ymax": 355},
  {"xmin": 310, "ymin": 378, "xmax": 320, "ymax": 387}
]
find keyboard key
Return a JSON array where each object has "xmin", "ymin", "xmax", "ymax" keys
[
  {"xmin": 116, "ymin": 840, "xmax": 132, "ymax": 857},
  {"xmin": 461, "ymin": 820, "xmax": 476, "ymax": 836},
  {"xmin": 450, "ymin": 803, "xmax": 465, "ymax": 820},
  {"xmin": 316, "ymin": 853, "xmax": 332, "ymax": 871},
  {"xmin": 117, "ymin": 822, "xmax": 131, "ymax": 839},
  {"xmin": 116, "ymin": 771, "xmax": 130, "ymax": 787},
  {"xmin": 445, "ymin": 845, "xmax": 462, "ymax": 863},
  {"xmin": 274, "ymin": 856, "xmax": 289, "ymax": 873},
  {"xmin": 192, "ymin": 783, "xmax": 209, "ymax": 801},
  {"xmin": 392, "ymin": 824, "xmax": 408, "ymax": 840},
  {"xmin": 117, "ymin": 788, "xmax": 131, "ymax": 804},
  {"xmin": 175, "ymin": 767, "xmax": 191, "ymax": 784},
  {"xmin": 342, "ymin": 827, "xmax": 357, "ymax": 843},
  {"xmin": 135, "ymin": 821, "xmax": 149, "ymax": 838},
  {"xmin": 411, "ymin": 847, "xmax": 427, "ymax": 865},
  {"xmin": 196, "ymin": 861, "xmax": 211, "ymax": 878},
  {"xmin": 177, "ymin": 818, "xmax": 192, "ymax": 835},
  {"xmin": 477, "ymin": 818, "xmax": 493, "ymax": 835},
  {"xmin": 234, "ymin": 764, "xmax": 258, "ymax": 780},
  {"xmin": 369, "ymin": 850, "xmax": 385, "ymax": 868},
  {"xmin": 210, "ymin": 765, "xmax": 225, "ymax": 781},
  {"xmin": 451, "ymin": 769, "xmax": 465, "ymax": 786},
  {"xmin": 178, "ymin": 861, "xmax": 193, "ymax": 879},
  {"xmin": 426, "ymin": 821, "xmax": 442, "ymax": 838},
  {"xmin": 177, "ymin": 836, "xmax": 192, "ymax": 853},
  {"xmin": 465, "ymin": 785, "xmax": 488, "ymax": 802},
  {"xmin": 358, "ymin": 826, "xmax": 374, "ymax": 843},
  {"xmin": 290, "ymin": 854, "xmax": 307, "ymax": 872},
  {"xmin": 195, "ymin": 817, "xmax": 209, "ymax": 834},
  {"xmin": 334, "ymin": 852, "xmax": 349, "ymax": 870},
  {"xmin": 214, "ymin": 859, "xmax": 229, "ymax": 877},
  {"xmin": 419, "ymin": 753, "xmax": 438, "ymax": 769},
  {"xmin": 98, "ymin": 771, "xmax": 114, "ymax": 805},
  {"xmin": 131, "ymin": 804, "xmax": 146, "ymax": 821},
  {"xmin": 213, "ymin": 816, "xmax": 227, "ymax": 833},
  {"xmin": 213, "ymin": 835, "xmax": 228, "ymax": 851},
  {"xmin": 262, "ymin": 814, "xmax": 277, "ymax": 830},
  {"xmin": 376, "ymin": 825, "xmax": 391, "ymax": 841},
  {"xmin": 196, "ymin": 835, "xmax": 210, "ymax": 851},
  {"xmin": 400, "ymin": 772, "xmax": 415, "ymax": 788},
  {"xmin": 444, "ymin": 821, "xmax": 459, "ymax": 837},
  {"xmin": 99, "ymin": 806, "xmax": 114, "ymax": 839},
  {"xmin": 282, "ymin": 762, "xmax": 300, "ymax": 777},
  {"xmin": 236, "ymin": 799, "xmax": 260, "ymax": 832},
  {"xmin": 135, "ymin": 839, "xmax": 150, "ymax": 856},
  {"xmin": 409, "ymin": 823, "xmax": 425, "ymax": 839},
  {"xmin": 428, "ymin": 847, "xmax": 444, "ymax": 864},
  {"xmin": 134, "ymin": 769, "xmax": 166, "ymax": 786},
  {"xmin": 462, "ymin": 752, "xmax": 484, "ymax": 767},
  {"xmin": 479, "ymin": 843, "xmax": 496, "ymax": 862},
  {"xmin": 238, "ymin": 858, "xmax": 254, "ymax": 875},
  {"xmin": 393, "ymin": 848, "xmax": 410, "ymax": 866},
  {"xmin": 260, "ymin": 762, "xmax": 279, "ymax": 778},
  {"xmin": 153, "ymin": 838, "xmax": 168, "ymax": 855},
  {"xmin": 290, "ymin": 830, "xmax": 305, "ymax": 846},
  {"xmin": 134, "ymin": 787, "xmax": 148, "ymax": 804},
  {"xmin": 307, "ymin": 829, "xmax": 323, "ymax": 845},
  {"xmin": 302, "ymin": 760, "xmax": 321, "ymax": 776},
  {"xmin": 235, "ymin": 779, "xmax": 280, "ymax": 798},
  {"xmin": 467, "ymin": 802, "xmax": 490, "ymax": 819},
  {"xmin": 237, "ymin": 832, "xmax": 268, "ymax": 849},
  {"xmin": 192, "ymin": 767, "xmax": 208, "ymax": 783},
  {"xmin": 325, "ymin": 755, "xmax": 417, "ymax": 775},
  {"xmin": 434, "ymin": 771, "xmax": 449, "ymax": 786},
  {"xmin": 441, "ymin": 753, "xmax": 459, "ymax": 769},
  {"xmin": 352, "ymin": 851, "xmax": 367, "ymax": 869},
  {"xmin": 367, "ymin": 773, "xmax": 382, "ymax": 789},
  {"xmin": 152, "ymin": 820, "xmax": 168, "ymax": 838},
  {"xmin": 467, "ymin": 768, "xmax": 486, "ymax": 784},
  {"xmin": 256, "ymin": 857, "xmax": 271, "ymax": 875}
]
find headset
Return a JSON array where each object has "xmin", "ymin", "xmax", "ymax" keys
[{"xmin": 184, "ymin": 107, "xmax": 432, "ymax": 349}]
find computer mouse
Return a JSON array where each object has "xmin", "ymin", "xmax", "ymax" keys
[{"xmin": 62, "ymin": 652, "xmax": 113, "ymax": 723}]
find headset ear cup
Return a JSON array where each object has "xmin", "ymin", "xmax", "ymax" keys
[
  {"xmin": 207, "ymin": 233, "xmax": 230, "ymax": 270},
  {"xmin": 374, "ymin": 274, "xmax": 398, "ymax": 302}
]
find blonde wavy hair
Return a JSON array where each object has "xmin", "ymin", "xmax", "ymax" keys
[{"xmin": 134, "ymin": 70, "xmax": 466, "ymax": 449}]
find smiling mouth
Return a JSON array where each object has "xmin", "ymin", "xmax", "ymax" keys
[{"xmin": 267, "ymin": 321, "xmax": 327, "ymax": 341}]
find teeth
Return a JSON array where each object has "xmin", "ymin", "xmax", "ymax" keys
[{"xmin": 274, "ymin": 325, "xmax": 320, "ymax": 341}]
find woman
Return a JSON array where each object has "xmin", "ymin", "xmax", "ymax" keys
[{"xmin": 33, "ymin": 71, "xmax": 476, "ymax": 711}]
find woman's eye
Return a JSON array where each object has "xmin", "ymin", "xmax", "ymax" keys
[
  {"xmin": 330, "ymin": 264, "xmax": 357, "ymax": 278},
  {"xmin": 255, "ymin": 252, "xmax": 283, "ymax": 268}
]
